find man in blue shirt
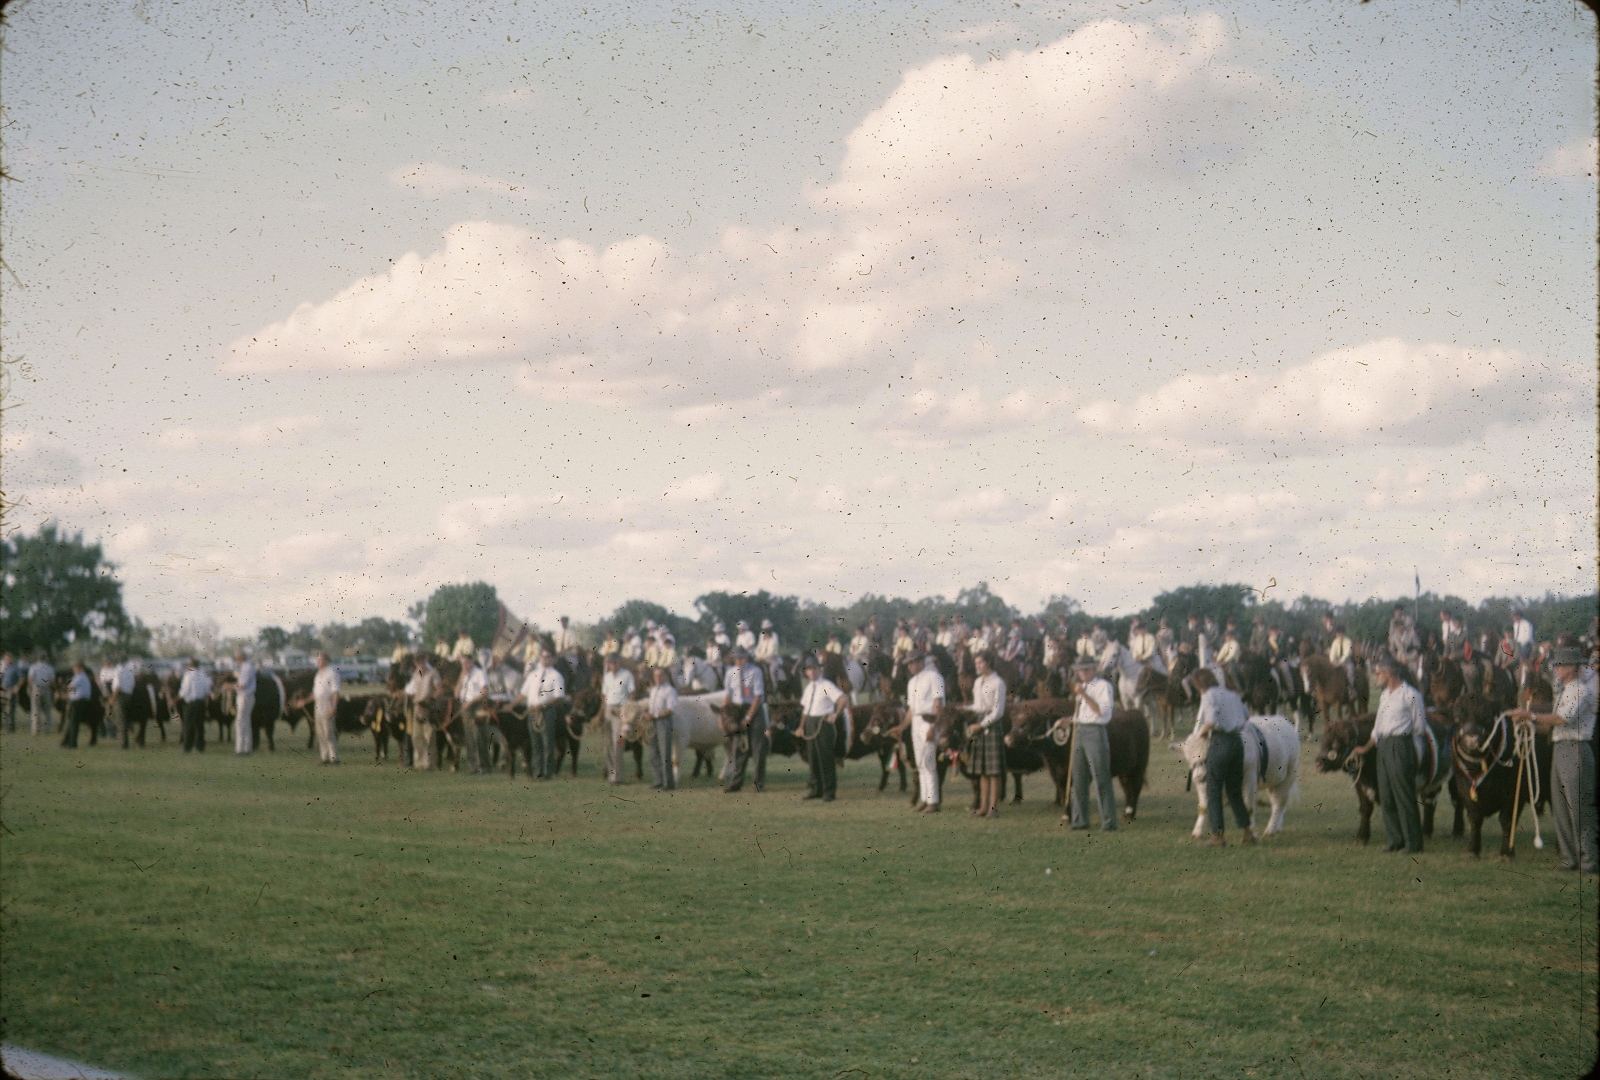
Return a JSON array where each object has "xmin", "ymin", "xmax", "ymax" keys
[
  {"xmin": 1, "ymin": 653, "xmax": 21, "ymax": 733},
  {"xmin": 62, "ymin": 661, "xmax": 97, "ymax": 748}
]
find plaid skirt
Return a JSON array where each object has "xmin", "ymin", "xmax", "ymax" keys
[{"xmin": 967, "ymin": 721, "xmax": 1006, "ymax": 776}]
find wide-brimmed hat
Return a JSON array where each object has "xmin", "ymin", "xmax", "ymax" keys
[
  {"xmin": 1551, "ymin": 645, "xmax": 1587, "ymax": 666},
  {"xmin": 730, "ymin": 646, "xmax": 750, "ymax": 660},
  {"xmin": 802, "ymin": 653, "xmax": 823, "ymax": 670},
  {"xmin": 905, "ymin": 651, "xmax": 926, "ymax": 665},
  {"xmin": 1071, "ymin": 655, "xmax": 1099, "ymax": 671}
]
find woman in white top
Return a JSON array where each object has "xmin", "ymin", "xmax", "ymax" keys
[{"xmin": 965, "ymin": 652, "xmax": 1007, "ymax": 818}]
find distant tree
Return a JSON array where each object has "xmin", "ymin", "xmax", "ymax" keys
[
  {"xmin": 0, "ymin": 524, "xmax": 130, "ymax": 658},
  {"xmin": 287, "ymin": 623, "xmax": 320, "ymax": 652},
  {"xmin": 422, "ymin": 583, "xmax": 500, "ymax": 653},
  {"xmin": 599, "ymin": 599, "xmax": 693, "ymax": 643},
  {"xmin": 1034, "ymin": 595, "xmax": 1082, "ymax": 622},
  {"xmin": 1143, "ymin": 583, "xmax": 1258, "ymax": 634},
  {"xmin": 951, "ymin": 582, "xmax": 1018, "ymax": 627},
  {"xmin": 257, "ymin": 626, "xmax": 291, "ymax": 654}
]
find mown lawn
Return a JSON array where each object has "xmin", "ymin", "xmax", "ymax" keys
[{"xmin": 1, "ymin": 725, "xmax": 1593, "ymax": 1080}]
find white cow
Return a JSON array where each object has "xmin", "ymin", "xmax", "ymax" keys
[
  {"xmin": 1174, "ymin": 715, "xmax": 1300, "ymax": 838},
  {"xmin": 612, "ymin": 691, "xmax": 728, "ymax": 784}
]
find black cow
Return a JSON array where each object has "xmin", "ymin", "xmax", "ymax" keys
[
  {"xmin": 1450, "ymin": 694, "xmax": 1552, "ymax": 859},
  {"xmin": 1004, "ymin": 703, "xmax": 1150, "ymax": 820},
  {"xmin": 1316, "ymin": 711, "xmax": 1469, "ymax": 846}
]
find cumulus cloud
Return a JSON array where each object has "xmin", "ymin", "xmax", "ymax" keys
[
  {"xmin": 885, "ymin": 384, "xmax": 1071, "ymax": 449},
  {"xmin": 389, "ymin": 161, "xmax": 541, "ymax": 199},
  {"xmin": 154, "ymin": 414, "xmax": 324, "ymax": 451},
  {"xmin": 1535, "ymin": 134, "xmax": 1597, "ymax": 180},
  {"xmin": 1076, "ymin": 339, "xmax": 1583, "ymax": 455},
  {"xmin": 225, "ymin": 14, "xmax": 1267, "ymax": 432}
]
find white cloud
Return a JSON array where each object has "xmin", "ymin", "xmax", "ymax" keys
[
  {"xmin": 389, "ymin": 161, "xmax": 541, "ymax": 199},
  {"xmin": 885, "ymin": 384, "xmax": 1071, "ymax": 449},
  {"xmin": 1535, "ymin": 134, "xmax": 1597, "ymax": 180},
  {"xmin": 1077, "ymin": 339, "xmax": 1584, "ymax": 455},
  {"xmin": 481, "ymin": 85, "xmax": 538, "ymax": 109},
  {"xmin": 1, "ymin": 432, "xmax": 84, "ymax": 487},
  {"xmin": 154, "ymin": 414, "xmax": 324, "ymax": 450}
]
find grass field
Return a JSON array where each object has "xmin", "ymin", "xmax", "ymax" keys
[{"xmin": 1, "ymin": 723, "xmax": 1594, "ymax": 1080}]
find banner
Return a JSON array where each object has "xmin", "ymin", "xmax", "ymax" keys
[{"xmin": 491, "ymin": 603, "xmax": 537, "ymax": 665}]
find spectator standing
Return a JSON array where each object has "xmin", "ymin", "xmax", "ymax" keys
[
  {"xmin": 312, "ymin": 652, "xmax": 341, "ymax": 764},
  {"xmin": 966, "ymin": 652, "xmax": 1007, "ymax": 818},
  {"xmin": 112, "ymin": 656, "xmax": 136, "ymax": 749},
  {"xmin": 905, "ymin": 652, "xmax": 946, "ymax": 814},
  {"xmin": 798, "ymin": 656, "xmax": 846, "ymax": 803},
  {"xmin": 1514, "ymin": 645, "xmax": 1597, "ymax": 873},
  {"xmin": 28, "ymin": 654, "xmax": 56, "ymax": 735},
  {"xmin": 601, "ymin": 654, "xmax": 636, "ymax": 785},
  {"xmin": 2, "ymin": 653, "xmax": 21, "ymax": 733},
  {"xmin": 521, "ymin": 648, "xmax": 567, "ymax": 780},
  {"xmin": 179, "ymin": 658, "xmax": 212, "ymax": 753},
  {"xmin": 647, "ymin": 667, "xmax": 679, "ymax": 790},
  {"xmin": 232, "ymin": 650, "xmax": 256, "ymax": 755},
  {"xmin": 456, "ymin": 652, "xmax": 490, "ymax": 775},
  {"xmin": 1066, "ymin": 656, "xmax": 1117, "ymax": 832},
  {"xmin": 1350, "ymin": 657, "xmax": 1426, "ymax": 854},
  {"xmin": 723, "ymin": 648, "xmax": 768, "ymax": 793},
  {"xmin": 404, "ymin": 652, "xmax": 441, "ymax": 770},
  {"xmin": 62, "ymin": 661, "xmax": 96, "ymax": 748}
]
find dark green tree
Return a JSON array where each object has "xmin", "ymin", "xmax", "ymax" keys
[
  {"xmin": 422, "ymin": 583, "xmax": 500, "ymax": 652},
  {"xmin": 288, "ymin": 623, "xmax": 320, "ymax": 652},
  {"xmin": 0, "ymin": 524, "xmax": 129, "ymax": 657},
  {"xmin": 692, "ymin": 590, "xmax": 803, "ymax": 645},
  {"xmin": 257, "ymin": 626, "xmax": 291, "ymax": 654}
]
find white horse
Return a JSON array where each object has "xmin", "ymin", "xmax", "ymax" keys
[{"xmin": 1173, "ymin": 715, "xmax": 1300, "ymax": 838}]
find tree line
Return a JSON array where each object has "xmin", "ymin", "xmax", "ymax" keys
[{"xmin": 3, "ymin": 524, "xmax": 1594, "ymax": 662}]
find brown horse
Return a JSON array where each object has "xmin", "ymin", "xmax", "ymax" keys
[{"xmin": 1299, "ymin": 645, "xmax": 1355, "ymax": 729}]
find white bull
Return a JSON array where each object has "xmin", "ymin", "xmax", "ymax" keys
[
  {"xmin": 611, "ymin": 691, "xmax": 728, "ymax": 784},
  {"xmin": 1174, "ymin": 715, "xmax": 1300, "ymax": 838}
]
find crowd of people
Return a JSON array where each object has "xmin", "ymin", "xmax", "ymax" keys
[{"xmin": 3, "ymin": 603, "xmax": 1595, "ymax": 872}]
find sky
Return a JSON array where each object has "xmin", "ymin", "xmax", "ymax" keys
[{"xmin": 2, "ymin": 0, "xmax": 1595, "ymax": 637}]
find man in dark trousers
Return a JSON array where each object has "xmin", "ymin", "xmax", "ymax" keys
[
  {"xmin": 1350, "ymin": 656, "xmax": 1426, "ymax": 853},
  {"xmin": 62, "ymin": 661, "xmax": 97, "ymax": 748},
  {"xmin": 798, "ymin": 655, "xmax": 847, "ymax": 802},
  {"xmin": 1191, "ymin": 667, "xmax": 1254, "ymax": 847},
  {"xmin": 178, "ymin": 658, "xmax": 212, "ymax": 753}
]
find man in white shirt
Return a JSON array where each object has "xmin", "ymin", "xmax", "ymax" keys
[
  {"xmin": 724, "ymin": 648, "xmax": 768, "ymax": 793},
  {"xmin": 452, "ymin": 652, "xmax": 490, "ymax": 774},
  {"xmin": 519, "ymin": 648, "xmax": 567, "ymax": 780},
  {"xmin": 405, "ymin": 652, "xmax": 442, "ymax": 770},
  {"xmin": 179, "ymin": 658, "xmax": 213, "ymax": 753},
  {"xmin": 1514, "ymin": 646, "xmax": 1597, "ymax": 873},
  {"xmin": 1066, "ymin": 656, "xmax": 1117, "ymax": 832},
  {"xmin": 450, "ymin": 630, "xmax": 476, "ymax": 662},
  {"xmin": 735, "ymin": 621, "xmax": 757, "ymax": 654},
  {"xmin": 646, "ymin": 667, "xmax": 679, "ymax": 790},
  {"xmin": 232, "ymin": 649, "xmax": 257, "ymax": 755},
  {"xmin": 905, "ymin": 652, "xmax": 946, "ymax": 813},
  {"xmin": 623, "ymin": 626, "xmax": 644, "ymax": 662},
  {"xmin": 849, "ymin": 626, "xmax": 873, "ymax": 663},
  {"xmin": 1350, "ymin": 657, "xmax": 1425, "ymax": 853},
  {"xmin": 63, "ymin": 661, "xmax": 97, "ymax": 749},
  {"xmin": 1510, "ymin": 611, "xmax": 1536, "ymax": 663},
  {"xmin": 113, "ymin": 657, "xmax": 137, "ymax": 748},
  {"xmin": 600, "ymin": 653, "xmax": 637, "ymax": 785},
  {"xmin": 754, "ymin": 622, "xmax": 780, "ymax": 665},
  {"xmin": 554, "ymin": 617, "xmax": 581, "ymax": 661},
  {"xmin": 799, "ymin": 656, "xmax": 847, "ymax": 802},
  {"xmin": 97, "ymin": 659, "xmax": 119, "ymax": 737},
  {"xmin": 1191, "ymin": 668, "xmax": 1255, "ymax": 847},
  {"xmin": 312, "ymin": 652, "xmax": 342, "ymax": 764}
]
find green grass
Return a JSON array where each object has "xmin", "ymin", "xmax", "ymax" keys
[{"xmin": 1, "ymin": 727, "xmax": 1594, "ymax": 1080}]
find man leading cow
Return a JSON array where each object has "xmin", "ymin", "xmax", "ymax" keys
[{"xmin": 906, "ymin": 651, "xmax": 946, "ymax": 814}]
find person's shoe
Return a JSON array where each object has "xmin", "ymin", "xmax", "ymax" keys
[
  {"xmin": 1199, "ymin": 834, "xmax": 1225, "ymax": 847},
  {"xmin": 922, "ymin": 804, "xmax": 940, "ymax": 814},
  {"xmin": 1241, "ymin": 827, "xmax": 1259, "ymax": 845},
  {"xmin": 802, "ymin": 793, "xmax": 821, "ymax": 801},
  {"xmin": 1384, "ymin": 843, "xmax": 1404, "ymax": 853},
  {"xmin": 823, "ymin": 795, "xmax": 835, "ymax": 802},
  {"xmin": 753, "ymin": 783, "xmax": 764, "ymax": 793}
]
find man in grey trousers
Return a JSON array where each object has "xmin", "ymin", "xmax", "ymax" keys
[
  {"xmin": 1066, "ymin": 656, "xmax": 1118, "ymax": 831},
  {"xmin": 1514, "ymin": 646, "xmax": 1597, "ymax": 873},
  {"xmin": 646, "ymin": 667, "xmax": 678, "ymax": 790},
  {"xmin": 1351, "ymin": 656, "xmax": 1426, "ymax": 854}
]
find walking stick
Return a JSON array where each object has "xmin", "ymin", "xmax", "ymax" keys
[{"xmin": 1060, "ymin": 722, "xmax": 1079, "ymax": 826}]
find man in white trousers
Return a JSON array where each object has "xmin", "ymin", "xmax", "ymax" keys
[
  {"xmin": 905, "ymin": 652, "xmax": 946, "ymax": 814},
  {"xmin": 312, "ymin": 652, "xmax": 341, "ymax": 764},
  {"xmin": 232, "ymin": 649, "xmax": 256, "ymax": 755}
]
